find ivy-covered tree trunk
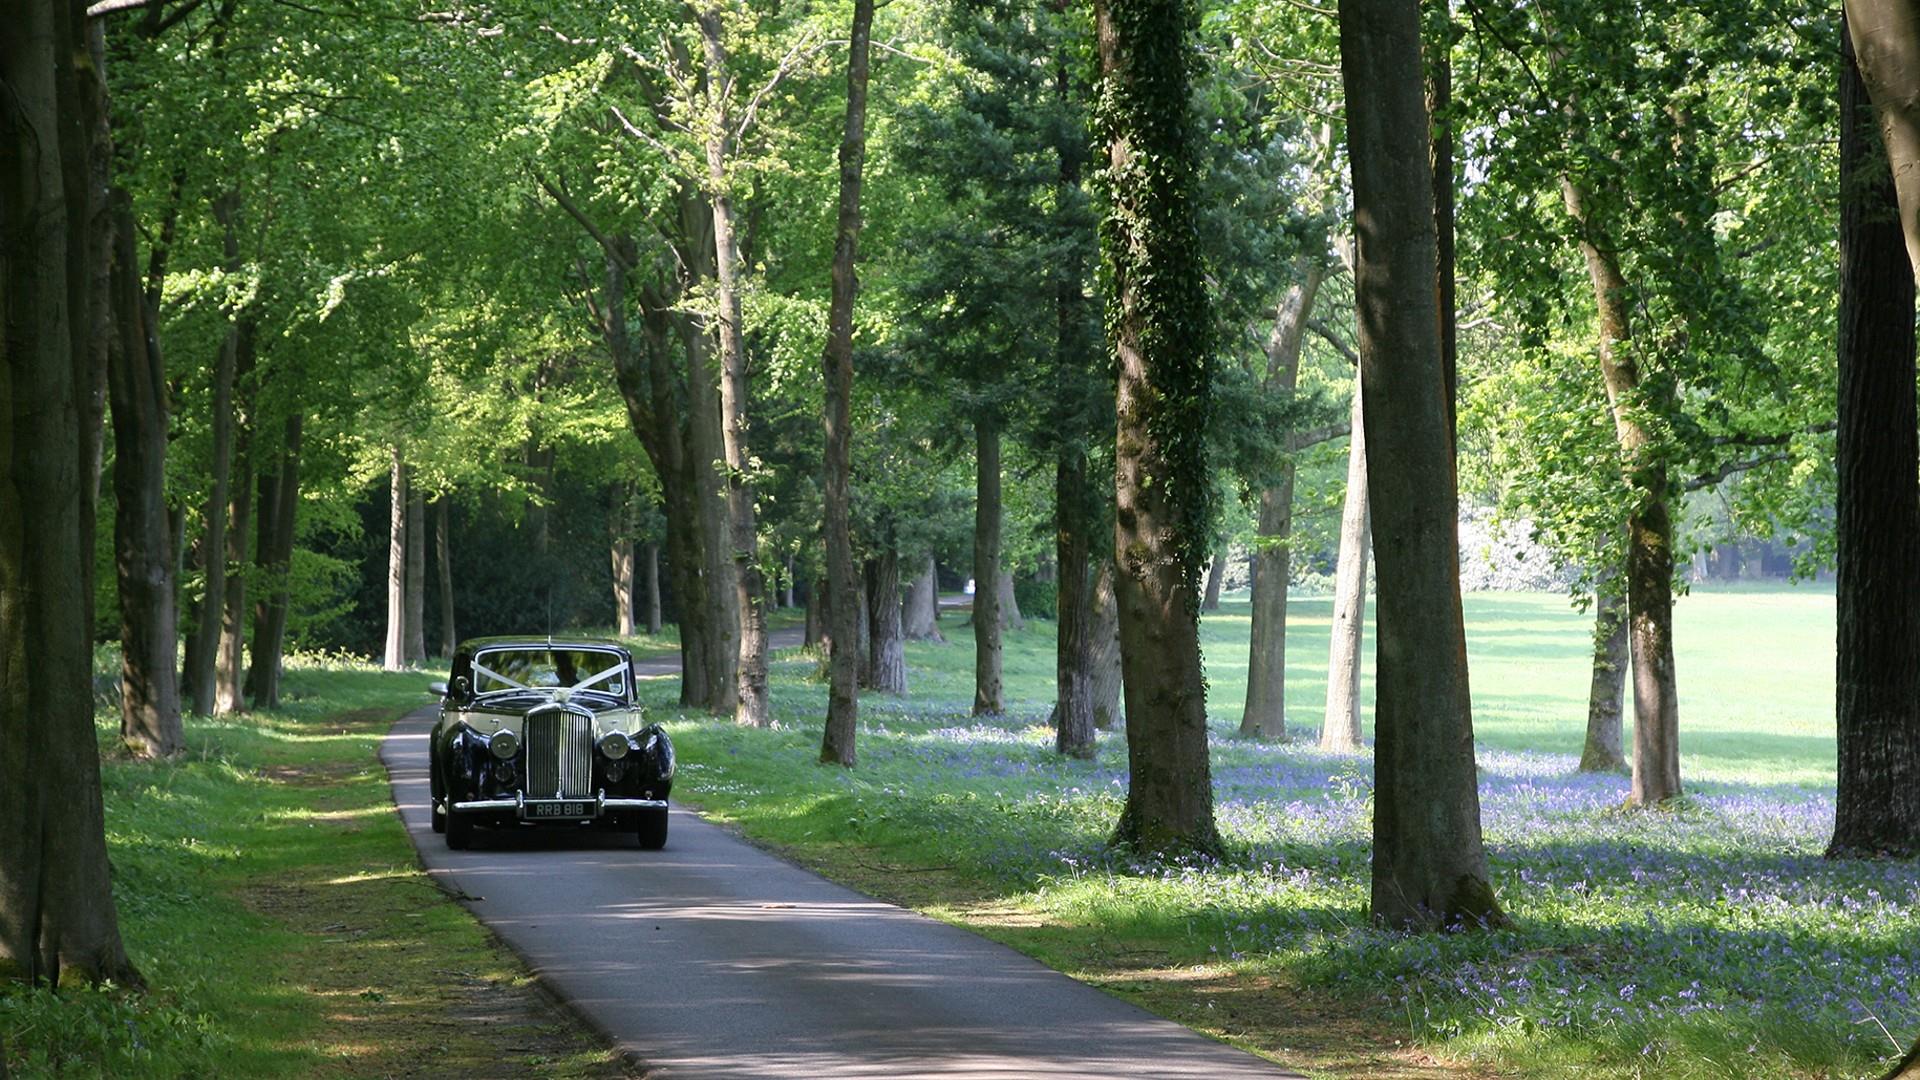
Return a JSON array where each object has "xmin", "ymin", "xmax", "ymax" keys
[
  {"xmin": 1055, "ymin": 448, "xmax": 1097, "ymax": 758},
  {"xmin": 1321, "ymin": 385, "xmax": 1368, "ymax": 752},
  {"xmin": 1096, "ymin": 0, "xmax": 1220, "ymax": 857},
  {"xmin": 1831, "ymin": 18, "xmax": 1920, "ymax": 858},
  {"xmin": 1560, "ymin": 178, "xmax": 1682, "ymax": 807},
  {"xmin": 1580, "ymin": 572, "xmax": 1629, "ymax": 773},
  {"xmin": 903, "ymin": 555, "xmax": 943, "ymax": 642},
  {"xmin": 107, "ymin": 188, "xmax": 181, "ymax": 756},
  {"xmin": 244, "ymin": 413, "xmax": 300, "ymax": 710},
  {"xmin": 383, "ymin": 451, "xmax": 408, "ymax": 671},
  {"xmin": 0, "ymin": 0, "xmax": 141, "ymax": 983},
  {"xmin": 865, "ymin": 544, "xmax": 906, "ymax": 694},
  {"xmin": 1241, "ymin": 264, "xmax": 1327, "ymax": 739},
  {"xmin": 972, "ymin": 415, "xmax": 1005, "ymax": 715},
  {"xmin": 819, "ymin": 0, "xmax": 874, "ymax": 766},
  {"xmin": 1339, "ymin": 0, "xmax": 1502, "ymax": 929}
]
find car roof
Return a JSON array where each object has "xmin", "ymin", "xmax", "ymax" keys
[{"xmin": 457, "ymin": 636, "xmax": 631, "ymax": 654}]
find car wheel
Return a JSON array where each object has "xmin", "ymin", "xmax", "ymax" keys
[
  {"xmin": 431, "ymin": 799, "xmax": 447, "ymax": 834},
  {"xmin": 446, "ymin": 809, "xmax": 474, "ymax": 850},
  {"xmin": 636, "ymin": 807, "xmax": 668, "ymax": 851}
]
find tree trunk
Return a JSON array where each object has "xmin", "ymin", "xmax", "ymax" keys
[
  {"xmin": 1831, "ymin": 17, "xmax": 1920, "ymax": 857},
  {"xmin": 612, "ymin": 538, "xmax": 636, "ymax": 636},
  {"xmin": 1321, "ymin": 386, "xmax": 1369, "ymax": 752},
  {"xmin": 383, "ymin": 451, "xmax": 408, "ymax": 671},
  {"xmin": 996, "ymin": 562, "xmax": 1024, "ymax": 631},
  {"xmin": 819, "ymin": 0, "xmax": 874, "ymax": 767},
  {"xmin": 641, "ymin": 541, "xmax": 661, "ymax": 634},
  {"xmin": 865, "ymin": 545, "xmax": 907, "ymax": 694},
  {"xmin": 783, "ymin": 554, "xmax": 796, "ymax": 608},
  {"xmin": 1847, "ymin": 0, "xmax": 1920, "ymax": 280},
  {"xmin": 1240, "ymin": 264, "xmax": 1327, "ymax": 739},
  {"xmin": 214, "ymin": 329, "xmax": 255, "ymax": 716},
  {"xmin": 973, "ymin": 417, "xmax": 1005, "ymax": 713},
  {"xmin": 107, "ymin": 188, "xmax": 181, "ymax": 756},
  {"xmin": 435, "ymin": 497, "xmax": 456, "ymax": 655},
  {"xmin": 182, "ymin": 198, "xmax": 241, "ymax": 715},
  {"xmin": 1090, "ymin": 558, "xmax": 1124, "ymax": 731},
  {"xmin": 855, "ymin": 573, "xmax": 872, "ymax": 683},
  {"xmin": 243, "ymin": 413, "xmax": 300, "ymax": 710},
  {"xmin": 1338, "ymin": 0, "xmax": 1502, "ymax": 929},
  {"xmin": 1201, "ymin": 552, "xmax": 1226, "ymax": 611},
  {"xmin": 1055, "ymin": 448, "xmax": 1097, "ymax": 757},
  {"xmin": 1580, "ymin": 571, "xmax": 1630, "ymax": 772},
  {"xmin": 1561, "ymin": 177, "xmax": 1683, "ymax": 807},
  {"xmin": 806, "ymin": 573, "xmax": 827, "ymax": 649},
  {"xmin": 903, "ymin": 555, "xmax": 944, "ymax": 642},
  {"xmin": 1428, "ymin": 36, "xmax": 1457, "ymax": 442},
  {"xmin": 1096, "ymin": 0, "xmax": 1220, "ymax": 857},
  {"xmin": 0, "ymin": 0, "xmax": 141, "ymax": 981},
  {"xmin": 682, "ymin": 322, "xmax": 740, "ymax": 715},
  {"xmin": 697, "ymin": 7, "xmax": 770, "ymax": 728},
  {"xmin": 404, "ymin": 487, "xmax": 425, "ymax": 665}
]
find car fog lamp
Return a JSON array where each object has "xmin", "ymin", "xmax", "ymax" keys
[
  {"xmin": 599, "ymin": 732, "xmax": 631, "ymax": 760},
  {"xmin": 489, "ymin": 730, "xmax": 519, "ymax": 760},
  {"xmin": 606, "ymin": 761, "xmax": 627, "ymax": 783}
]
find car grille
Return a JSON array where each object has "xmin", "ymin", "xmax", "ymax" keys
[{"xmin": 525, "ymin": 708, "xmax": 594, "ymax": 798}]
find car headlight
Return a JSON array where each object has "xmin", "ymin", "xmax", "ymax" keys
[
  {"xmin": 489, "ymin": 730, "xmax": 518, "ymax": 760},
  {"xmin": 599, "ymin": 732, "xmax": 631, "ymax": 760}
]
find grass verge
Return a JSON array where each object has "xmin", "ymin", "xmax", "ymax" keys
[{"xmin": 1, "ymin": 653, "xmax": 631, "ymax": 1079}]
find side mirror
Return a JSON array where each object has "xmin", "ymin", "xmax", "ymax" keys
[{"xmin": 428, "ymin": 681, "xmax": 449, "ymax": 697}]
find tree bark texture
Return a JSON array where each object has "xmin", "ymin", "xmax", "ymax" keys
[
  {"xmin": 996, "ymin": 562, "xmax": 1024, "ymax": 631},
  {"xmin": 612, "ymin": 538, "xmax": 636, "ymax": 637},
  {"xmin": 819, "ymin": 0, "xmax": 874, "ymax": 766},
  {"xmin": 903, "ymin": 555, "xmax": 944, "ymax": 642},
  {"xmin": 1321, "ymin": 385, "xmax": 1369, "ymax": 752},
  {"xmin": 243, "ymin": 413, "xmax": 300, "ymax": 710},
  {"xmin": 805, "ymin": 573, "xmax": 826, "ymax": 649},
  {"xmin": 642, "ymin": 541, "xmax": 662, "ymax": 634},
  {"xmin": 973, "ymin": 416, "xmax": 1005, "ymax": 715},
  {"xmin": 435, "ymin": 497, "xmax": 456, "ymax": 655},
  {"xmin": 1847, "ymin": 0, "xmax": 1920, "ymax": 281},
  {"xmin": 383, "ymin": 451, "xmax": 408, "ymax": 671},
  {"xmin": 181, "ymin": 198, "xmax": 240, "ymax": 714},
  {"xmin": 1580, "ymin": 571, "xmax": 1630, "ymax": 773},
  {"xmin": 865, "ymin": 545, "xmax": 907, "ymax": 694},
  {"xmin": 107, "ymin": 188, "xmax": 181, "ymax": 756},
  {"xmin": 1201, "ymin": 553, "xmax": 1226, "ymax": 611},
  {"xmin": 0, "ymin": 0, "xmax": 141, "ymax": 983},
  {"xmin": 1097, "ymin": 0, "xmax": 1220, "ymax": 857},
  {"xmin": 1055, "ymin": 448, "xmax": 1097, "ymax": 758},
  {"xmin": 403, "ymin": 487, "xmax": 425, "ymax": 665},
  {"xmin": 1240, "ymin": 264, "xmax": 1327, "ymax": 739},
  {"xmin": 1832, "ymin": 19, "xmax": 1920, "ymax": 858},
  {"xmin": 679, "ymin": 289, "xmax": 740, "ymax": 716},
  {"xmin": 1338, "ymin": 0, "xmax": 1502, "ymax": 929},
  {"xmin": 1561, "ymin": 177, "xmax": 1683, "ymax": 807},
  {"xmin": 1090, "ymin": 558, "xmax": 1123, "ymax": 731},
  {"xmin": 214, "ymin": 328, "xmax": 255, "ymax": 716}
]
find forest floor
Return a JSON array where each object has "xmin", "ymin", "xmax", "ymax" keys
[
  {"xmin": 650, "ymin": 585, "xmax": 1915, "ymax": 1080},
  {"xmin": 2, "ymin": 658, "xmax": 634, "ymax": 1079}
]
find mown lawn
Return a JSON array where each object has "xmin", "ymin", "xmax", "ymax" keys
[
  {"xmin": 1, "ymin": 654, "xmax": 629, "ymax": 1079},
  {"xmin": 651, "ymin": 585, "xmax": 1915, "ymax": 1080}
]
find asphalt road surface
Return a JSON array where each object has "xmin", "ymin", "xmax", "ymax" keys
[{"xmin": 383, "ymin": 653, "xmax": 1302, "ymax": 1079}]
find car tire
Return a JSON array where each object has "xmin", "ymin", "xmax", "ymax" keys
[
  {"xmin": 446, "ymin": 809, "xmax": 473, "ymax": 850},
  {"xmin": 431, "ymin": 800, "xmax": 447, "ymax": 834},
  {"xmin": 637, "ymin": 807, "xmax": 668, "ymax": 851}
]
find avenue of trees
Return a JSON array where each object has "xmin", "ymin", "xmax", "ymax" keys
[{"xmin": 5, "ymin": 0, "xmax": 1919, "ymax": 987}]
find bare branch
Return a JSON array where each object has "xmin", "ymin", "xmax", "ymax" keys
[
  {"xmin": 1290, "ymin": 420, "xmax": 1352, "ymax": 451},
  {"xmin": 1307, "ymin": 318, "xmax": 1359, "ymax": 366},
  {"xmin": 735, "ymin": 27, "xmax": 829, "ymax": 140},
  {"xmin": 533, "ymin": 169, "xmax": 635, "ymax": 270},
  {"xmin": 1706, "ymin": 421, "xmax": 1837, "ymax": 449},
  {"xmin": 1685, "ymin": 451, "xmax": 1793, "ymax": 492}
]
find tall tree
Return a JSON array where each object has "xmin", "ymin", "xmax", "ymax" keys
[
  {"xmin": 243, "ymin": 414, "xmax": 300, "ymax": 709},
  {"xmin": 819, "ymin": 0, "xmax": 875, "ymax": 767},
  {"xmin": 1579, "ymin": 567, "xmax": 1629, "ymax": 772},
  {"xmin": 383, "ymin": 450, "xmax": 408, "ymax": 671},
  {"xmin": 1320, "ymin": 383, "xmax": 1368, "ymax": 752},
  {"xmin": 1337, "ymin": 0, "xmax": 1501, "ymax": 929},
  {"xmin": 0, "ymin": 0, "xmax": 141, "ymax": 984},
  {"xmin": 1830, "ymin": 12, "xmax": 1920, "ymax": 857},
  {"xmin": 972, "ymin": 415, "xmax": 1005, "ymax": 715},
  {"xmin": 1097, "ymin": 0, "xmax": 1221, "ymax": 856}
]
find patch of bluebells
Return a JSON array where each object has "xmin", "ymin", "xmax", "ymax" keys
[{"xmin": 674, "ymin": 693, "xmax": 1918, "ymax": 1071}]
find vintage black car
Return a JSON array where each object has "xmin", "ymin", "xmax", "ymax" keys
[{"xmin": 428, "ymin": 637, "xmax": 674, "ymax": 850}]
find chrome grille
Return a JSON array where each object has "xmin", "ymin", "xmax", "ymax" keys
[{"xmin": 524, "ymin": 707, "xmax": 595, "ymax": 798}]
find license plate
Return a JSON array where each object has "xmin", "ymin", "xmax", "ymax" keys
[{"xmin": 529, "ymin": 801, "xmax": 589, "ymax": 818}]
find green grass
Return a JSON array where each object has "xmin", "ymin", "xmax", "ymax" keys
[
  {"xmin": 645, "ymin": 585, "xmax": 1909, "ymax": 1080},
  {"xmin": 1, "ymin": 653, "xmax": 625, "ymax": 1079}
]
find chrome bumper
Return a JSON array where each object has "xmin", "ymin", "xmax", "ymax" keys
[{"xmin": 449, "ymin": 790, "xmax": 668, "ymax": 819}]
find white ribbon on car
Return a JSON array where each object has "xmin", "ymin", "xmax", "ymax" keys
[
  {"xmin": 471, "ymin": 661, "xmax": 527, "ymax": 691},
  {"xmin": 571, "ymin": 660, "xmax": 630, "ymax": 695}
]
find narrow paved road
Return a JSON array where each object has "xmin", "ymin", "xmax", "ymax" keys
[{"xmin": 383, "ymin": 641, "xmax": 1301, "ymax": 1079}]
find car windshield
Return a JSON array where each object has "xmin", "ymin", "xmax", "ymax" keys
[{"xmin": 470, "ymin": 649, "xmax": 629, "ymax": 699}]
